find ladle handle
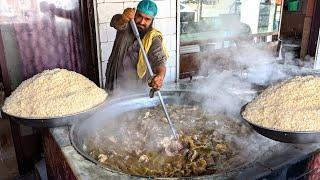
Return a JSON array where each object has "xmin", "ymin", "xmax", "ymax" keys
[
  {"xmin": 129, "ymin": 19, "xmax": 178, "ymax": 140},
  {"xmin": 130, "ymin": 20, "xmax": 140, "ymax": 39},
  {"xmin": 129, "ymin": 20, "xmax": 154, "ymax": 77}
]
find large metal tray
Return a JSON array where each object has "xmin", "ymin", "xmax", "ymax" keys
[
  {"xmin": 240, "ymin": 104, "xmax": 320, "ymax": 144},
  {"xmin": 1, "ymin": 100, "xmax": 107, "ymax": 128}
]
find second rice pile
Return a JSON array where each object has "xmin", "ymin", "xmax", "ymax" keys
[{"xmin": 242, "ymin": 75, "xmax": 320, "ymax": 132}]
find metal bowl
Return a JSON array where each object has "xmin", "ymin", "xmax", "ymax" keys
[{"xmin": 240, "ymin": 104, "xmax": 320, "ymax": 144}]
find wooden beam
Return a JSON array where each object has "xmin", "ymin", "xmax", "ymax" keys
[
  {"xmin": 307, "ymin": 0, "xmax": 320, "ymax": 56},
  {"xmin": 42, "ymin": 129, "xmax": 77, "ymax": 180},
  {"xmin": 300, "ymin": 0, "xmax": 316, "ymax": 58}
]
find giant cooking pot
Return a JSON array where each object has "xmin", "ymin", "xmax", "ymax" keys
[{"xmin": 70, "ymin": 90, "xmax": 257, "ymax": 178}]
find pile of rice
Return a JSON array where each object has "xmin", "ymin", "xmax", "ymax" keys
[
  {"xmin": 2, "ymin": 69, "xmax": 108, "ymax": 118},
  {"xmin": 242, "ymin": 75, "xmax": 320, "ymax": 132}
]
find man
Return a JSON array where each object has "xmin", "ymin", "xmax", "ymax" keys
[{"xmin": 105, "ymin": 0, "xmax": 169, "ymax": 92}]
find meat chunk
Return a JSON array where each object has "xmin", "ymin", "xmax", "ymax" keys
[
  {"xmin": 138, "ymin": 154, "xmax": 149, "ymax": 163},
  {"xmin": 98, "ymin": 154, "xmax": 108, "ymax": 163},
  {"xmin": 215, "ymin": 143, "xmax": 228, "ymax": 153},
  {"xmin": 164, "ymin": 140, "xmax": 183, "ymax": 156}
]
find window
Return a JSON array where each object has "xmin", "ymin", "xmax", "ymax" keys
[
  {"xmin": 180, "ymin": 0, "xmax": 282, "ymax": 43},
  {"xmin": 179, "ymin": 0, "xmax": 283, "ymax": 79}
]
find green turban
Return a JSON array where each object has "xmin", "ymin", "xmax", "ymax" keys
[{"xmin": 137, "ymin": 0, "xmax": 158, "ymax": 18}]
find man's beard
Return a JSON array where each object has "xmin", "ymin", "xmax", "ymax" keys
[{"xmin": 137, "ymin": 21, "xmax": 153, "ymax": 38}]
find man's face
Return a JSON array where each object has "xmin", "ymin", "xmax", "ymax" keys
[{"xmin": 134, "ymin": 11, "xmax": 153, "ymax": 33}]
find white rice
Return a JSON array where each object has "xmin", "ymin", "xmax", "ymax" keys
[
  {"xmin": 2, "ymin": 68, "xmax": 108, "ymax": 118},
  {"xmin": 242, "ymin": 75, "xmax": 320, "ymax": 131}
]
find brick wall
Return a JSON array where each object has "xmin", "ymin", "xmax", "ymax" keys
[{"xmin": 96, "ymin": 0, "xmax": 177, "ymax": 87}]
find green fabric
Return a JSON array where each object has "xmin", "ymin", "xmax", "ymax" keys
[{"xmin": 137, "ymin": 0, "xmax": 158, "ymax": 18}]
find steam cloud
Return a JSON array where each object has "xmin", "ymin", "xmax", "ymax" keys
[{"xmin": 195, "ymin": 41, "xmax": 316, "ymax": 117}]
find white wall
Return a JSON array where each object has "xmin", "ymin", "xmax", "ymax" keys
[
  {"xmin": 95, "ymin": 0, "xmax": 177, "ymax": 87},
  {"xmin": 240, "ymin": 0, "xmax": 260, "ymax": 34}
]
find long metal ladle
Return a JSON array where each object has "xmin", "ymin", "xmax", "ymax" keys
[{"xmin": 130, "ymin": 20, "xmax": 178, "ymax": 139}]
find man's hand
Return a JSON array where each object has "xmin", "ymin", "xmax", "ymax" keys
[
  {"xmin": 122, "ymin": 8, "xmax": 135, "ymax": 22},
  {"xmin": 149, "ymin": 74, "xmax": 164, "ymax": 90},
  {"xmin": 149, "ymin": 64, "xmax": 166, "ymax": 90}
]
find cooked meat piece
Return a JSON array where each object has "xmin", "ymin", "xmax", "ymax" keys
[
  {"xmin": 144, "ymin": 111, "xmax": 150, "ymax": 118},
  {"xmin": 138, "ymin": 154, "xmax": 149, "ymax": 163},
  {"xmin": 161, "ymin": 117, "xmax": 168, "ymax": 123},
  {"xmin": 215, "ymin": 143, "xmax": 228, "ymax": 153},
  {"xmin": 164, "ymin": 140, "xmax": 183, "ymax": 157},
  {"xmin": 98, "ymin": 154, "xmax": 108, "ymax": 163}
]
